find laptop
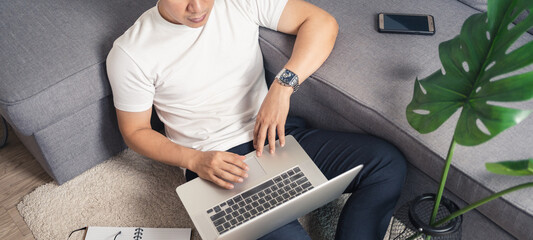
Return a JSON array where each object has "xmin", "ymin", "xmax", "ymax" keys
[{"xmin": 176, "ymin": 135, "xmax": 363, "ymax": 240}]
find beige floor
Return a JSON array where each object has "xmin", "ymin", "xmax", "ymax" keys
[{"xmin": 0, "ymin": 125, "xmax": 53, "ymax": 240}]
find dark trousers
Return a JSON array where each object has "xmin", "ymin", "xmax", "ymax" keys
[{"xmin": 186, "ymin": 117, "xmax": 407, "ymax": 240}]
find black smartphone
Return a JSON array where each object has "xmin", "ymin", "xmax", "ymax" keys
[{"xmin": 378, "ymin": 13, "xmax": 435, "ymax": 35}]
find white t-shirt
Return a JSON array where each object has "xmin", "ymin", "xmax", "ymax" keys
[{"xmin": 107, "ymin": 0, "xmax": 288, "ymax": 151}]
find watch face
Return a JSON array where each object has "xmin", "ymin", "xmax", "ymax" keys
[
  {"xmin": 282, "ymin": 71, "xmax": 295, "ymax": 79},
  {"xmin": 280, "ymin": 70, "xmax": 296, "ymax": 85},
  {"xmin": 276, "ymin": 69, "xmax": 299, "ymax": 90}
]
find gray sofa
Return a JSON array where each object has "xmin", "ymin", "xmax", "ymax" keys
[{"xmin": 1, "ymin": 0, "xmax": 532, "ymax": 239}]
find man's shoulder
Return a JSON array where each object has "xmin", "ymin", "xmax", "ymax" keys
[{"xmin": 112, "ymin": 7, "xmax": 157, "ymax": 54}]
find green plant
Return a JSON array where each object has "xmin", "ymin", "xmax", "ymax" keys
[{"xmin": 405, "ymin": 0, "xmax": 533, "ymax": 237}]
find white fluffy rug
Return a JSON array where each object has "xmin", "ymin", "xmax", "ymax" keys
[{"xmin": 17, "ymin": 149, "xmax": 359, "ymax": 240}]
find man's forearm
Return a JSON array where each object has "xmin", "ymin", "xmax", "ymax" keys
[
  {"xmin": 123, "ymin": 127, "xmax": 198, "ymax": 169},
  {"xmin": 283, "ymin": 10, "xmax": 338, "ymax": 83}
]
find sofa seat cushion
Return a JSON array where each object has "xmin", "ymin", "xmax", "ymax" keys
[
  {"xmin": 259, "ymin": 0, "xmax": 533, "ymax": 238},
  {"xmin": 0, "ymin": 0, "xmax": 157, "ymax": 134}
]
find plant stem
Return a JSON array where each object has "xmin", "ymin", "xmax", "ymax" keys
[
  {"xmin": 433, "ymin": 181, "xmax": 533, "ymax": 227},
  {"xmin": 430, "ymin": 137, "xmax": 457, "ymax": 225}
]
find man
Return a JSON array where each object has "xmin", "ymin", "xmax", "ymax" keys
[{"xmin": 107, "ymin": 0, "xmax": 406, "ymax": 239}]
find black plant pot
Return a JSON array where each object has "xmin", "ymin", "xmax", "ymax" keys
[{"xmin": 389, "ymin": 193, "xmax": 462, "ymax": 240}]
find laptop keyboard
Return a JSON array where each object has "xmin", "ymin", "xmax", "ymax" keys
[{"xmin": 206, "ymin": 166, "xmax": 314, "ymax": 235}]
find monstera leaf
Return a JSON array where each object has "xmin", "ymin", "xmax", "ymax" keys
[
  {"xmin": 486, "ymin": 158, "xmax": 533, "ymax": 176},
  {"xmin": 406, "ymin": 0, "xmax": 533, "ymax": 146}
]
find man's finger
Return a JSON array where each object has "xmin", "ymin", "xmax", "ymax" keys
[
  {"xmin": 216, "ymin": 168, "xmax": 245, "ymax": 185},
  {"xmin": 211, "ymin": 175, "xmax": 234, "ymax": 189},
  {"xmin": 277, "ymin": 124, "xmax": 286, "ymax": 147},
  {"xmin": 268, "ymin": 125, "xmax": 276, "ymax": 154},
  {"xmin": 255, "ymin": 124, "xmax": 268, "ymax": 156},
  {"xmin": 228, "ymin": 154, "xmax": 249, "ymax": 171},
  {"xmin": 223, "ymin": 159, "xmax": 249, "ymax": 179}
]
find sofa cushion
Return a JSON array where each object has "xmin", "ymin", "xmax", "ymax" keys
[
  {"xmin": 0, "ymin": 0, "xmax": 157, "ymax": 135},
  {"xmin": 259, "ymin": 0, "xmax": 533, "ymax": 238},
  {"xmin": 458, "ymin": 0, "xmax": 487, "ymax": 11}
]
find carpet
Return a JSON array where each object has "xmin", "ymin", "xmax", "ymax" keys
[{"xmin": 17, "ymin": 148, "xmax": 390, "ymax": 240}]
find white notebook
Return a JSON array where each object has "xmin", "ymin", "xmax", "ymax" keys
[{"xmin": 84, "ymin": 227, "xmax": 191, "ymax": 240}]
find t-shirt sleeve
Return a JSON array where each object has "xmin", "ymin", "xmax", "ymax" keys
[
  {"xmin": 106, "ymin": 45, "xmax": 155, "ymax": 112},
  {"xmin": 241, "ymin": 0, "xmax": 289, "ymax": 30}
]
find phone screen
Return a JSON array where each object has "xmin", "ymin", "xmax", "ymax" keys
[
  {"xmin": 383, "ymin": 15, "xmax": 430, "ymax": 31},
  {"xmin": 383, "ymin": 15, "xmax": 429, "ymax": 31},
  {"xmin": 378, "ymin": 13, "xmax": 434, "ymax": 35}
]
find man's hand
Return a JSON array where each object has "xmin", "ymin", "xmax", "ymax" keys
[
  {"xmin": 253, "ymin": 81, "xmax": 293, "ymax": 156},
  {"xmin": 189, "ymin": 151, "xmax": 249, "ymax": 189}
]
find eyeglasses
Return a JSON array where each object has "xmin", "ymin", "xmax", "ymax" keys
[{"xmin": 67, "ymin": 227, "xmax": 121, "ymax": 240}]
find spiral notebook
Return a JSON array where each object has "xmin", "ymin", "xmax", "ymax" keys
[{"xmin": 83, "ymin": 227, "xmax": 191, "ymax": 240}]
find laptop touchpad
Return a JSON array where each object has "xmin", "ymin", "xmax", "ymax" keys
[{"xmin": 234, "ymin": 156, "xmax": 267, "ymax": 190}]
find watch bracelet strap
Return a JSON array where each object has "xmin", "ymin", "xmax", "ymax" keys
[
  {"xmin": 276, "ymin": 77, "xmax": 299, "ymax": 93},
  {"xmin": 292, "ymin": 83, "xmax": 299, "ymax": 93}
]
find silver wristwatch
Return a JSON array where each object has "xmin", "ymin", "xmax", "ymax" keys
[{"xmin": 275, "ymin": 68, "xmax": 300, "ymax": 93}]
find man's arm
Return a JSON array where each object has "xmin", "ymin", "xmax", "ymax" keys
[
  {"xmin": 116, "ymin": 108, "xmax": 249, "ymax": 189},
  {"xmin": 253, "ymin": 0, "xmax": 338, "ymax": 155}
]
